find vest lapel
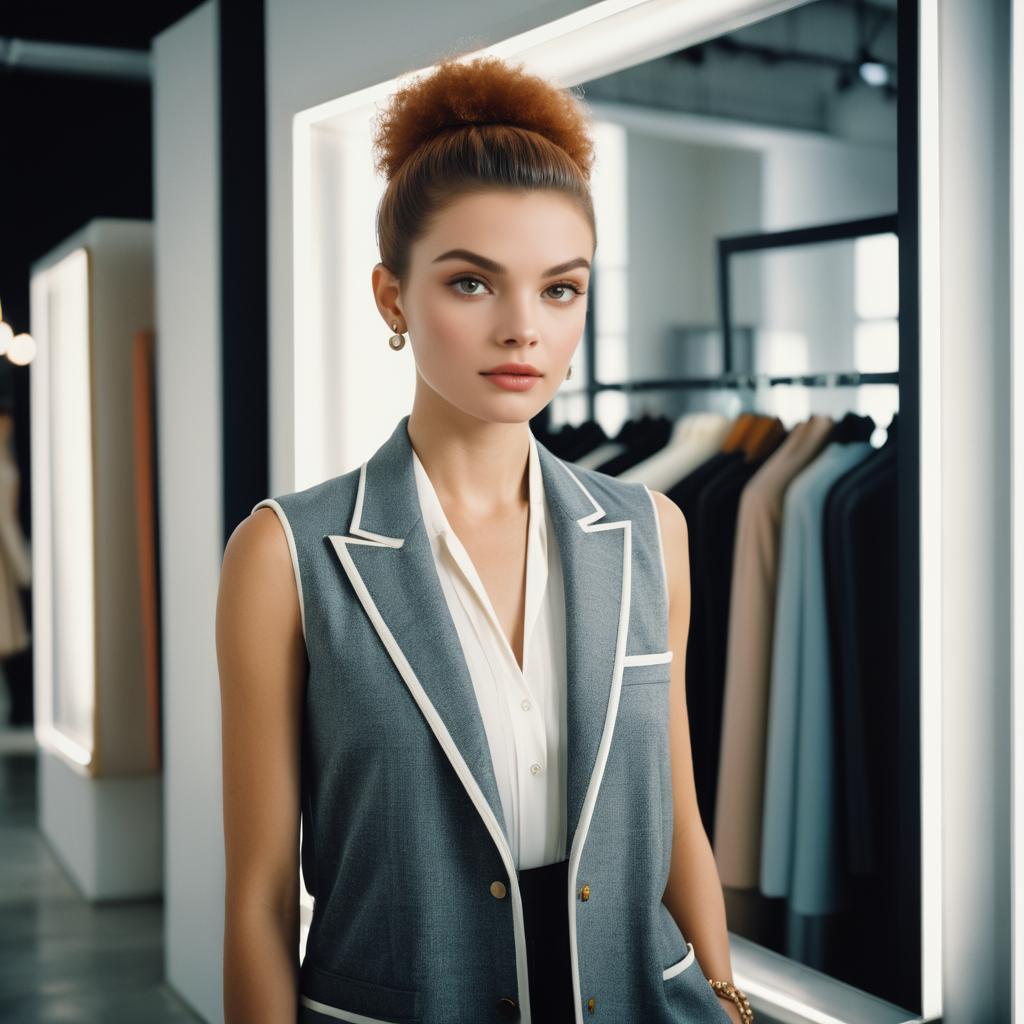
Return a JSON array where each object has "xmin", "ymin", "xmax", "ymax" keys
[
  {"xmin": 325, "ymin": 415, "xmax": 631, "ymax": 871},
  {"xmin": 535, "ymin": 441, "xmax": 631, "ymax": 861}
]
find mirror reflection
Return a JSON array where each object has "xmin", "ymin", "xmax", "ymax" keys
[{"xmin": 530, "ymin": 0, "xmax": 911, "ymax": 1011}]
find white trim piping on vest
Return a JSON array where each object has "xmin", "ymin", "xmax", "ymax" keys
[
  {"xmin": 252, "ymin": 498, "xmax": 307, "ymax": 644},
  {"xmin": 642, "ymin": 483, "xmax": 672, "ymax": 616},
  {"xmin": 662, "ymin": 941, "xmax": 696, "ymax": 981},
  {"xmin": 556, "ymin": 463, "xmax": 632, "ymax": 1024},
  {"xmin": 622, "ymin": 649, "xmax": 673, "ymax": 666},
  {"xmin": 298, "ymin": 994, "xmax": 408, "ymax": 1023}
]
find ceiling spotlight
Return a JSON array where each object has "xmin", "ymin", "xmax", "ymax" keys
[{"xmin": 858, "ymin": 50, "xmax": 890, "ymax": 87}]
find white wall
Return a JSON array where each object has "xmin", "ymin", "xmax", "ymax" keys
[
  {"xmin": 625, "ymin": 134, "xmax": 762, "ymax": 378},
  {"xmin": 152, "ymin": 4, "xmax": 223, "ymax": 1021}
]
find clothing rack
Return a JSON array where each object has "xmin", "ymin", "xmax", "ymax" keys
[{"xmin": 570, "ymin": 370, "xmax": 898, "ymax": 394}]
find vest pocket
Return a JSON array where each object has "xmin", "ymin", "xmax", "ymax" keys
[
  {"xmin": 622, "ymin": 648, "xmax": 673, "ymax": 666},
  {"xmin": 299, "ymin": 962, "xmax": 421, "ymax": 1023},
  {"xmin": 621, "ymin": 653, "xmax": 673, "ymax": 685},
  {"xmin": 661, "ymin": 944, "xmax": 733, "ymax": 1023},
  {"xmin": 662, "ymin": 940, "xmax": 696, "ymax": 980}
]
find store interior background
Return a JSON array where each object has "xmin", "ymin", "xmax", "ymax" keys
[{"xmin": 0, "ymin": 1, "xmax": 1015, "ymax": 1023}]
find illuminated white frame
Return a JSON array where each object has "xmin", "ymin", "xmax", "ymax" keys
[
  {"xmin": 917, "ymin": 1, "xmax": 942, "ymax": 1019},
  {"xmin": 291, "ymin": 0, "xmax": 941, "ymax": 1019},
  {"xmin": 1012, "ymin": 0, "xmax": 1023, "ymax": 1019},
  {"xmin": 29, "ymin": 246, "xmax": 97, "ymax": 773}
]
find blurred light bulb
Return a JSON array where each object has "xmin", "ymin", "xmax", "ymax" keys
[
  {"xmin": 7, "ymin": 333, "xmax": 37, "ymax": 366},
  {"xmin": 859, "ymin": 60, "xmax": 889, "ymax": 87}
]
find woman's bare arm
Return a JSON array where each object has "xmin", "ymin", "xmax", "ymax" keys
[
  {"xmin": 216, "ymin": 507, "xmax": 308, "ymax": 1023},
  {"xmin": 650, "ymin": 489, "xmax": 741, "ymax": 1023}
]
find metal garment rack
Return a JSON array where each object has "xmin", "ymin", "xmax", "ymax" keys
[
  {"xmin": 566, "ymin": 212, "xmax": 900, "ymax": 424},
  {"xmin": 717, "ymin": 211, "xmax": 899, "ymax": 375}
]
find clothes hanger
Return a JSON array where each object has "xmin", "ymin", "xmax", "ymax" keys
[{"xmin": 824, "ymin": 410, "xmax": 876, "ymax": 444}]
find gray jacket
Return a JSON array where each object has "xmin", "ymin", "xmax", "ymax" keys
[{"xmin": 253, "ymin": 414, "xmax": 731, "ymax": 1024}]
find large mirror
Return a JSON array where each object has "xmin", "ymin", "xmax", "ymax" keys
[
  {"xmin": 294, "ymin": 0, "xmax": 924, "ymax": 1020},
  {"xmin": 535, "ymin": 4, "xmax": 912, "ymax": 1015}
]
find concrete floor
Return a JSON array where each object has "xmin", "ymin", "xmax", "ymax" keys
[{"xmin": 0, "ymin": 739, "xmax": 202, "ymax": 1024}]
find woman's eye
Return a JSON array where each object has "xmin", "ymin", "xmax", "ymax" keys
[
  {"xmin": 546, "ymin": 282, "xmax": 585, "ymax": 303},
  {"xmin": 450, "ymin": 276, "xmax": 489, "ymax": 296},
  {"xmin": 449, "ymin": 276, "xmax": 587, "ymax": 302}
]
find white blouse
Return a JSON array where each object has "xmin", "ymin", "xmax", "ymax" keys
[{"xmin": 410, "ymin": 430, "xmax": 568, "ymax": 870}]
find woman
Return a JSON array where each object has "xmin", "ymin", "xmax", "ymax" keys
[{"xmin": 217, "ymin": 54, "xmax": 751, "ymax": 1024}]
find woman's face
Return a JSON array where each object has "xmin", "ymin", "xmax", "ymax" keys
[{"xmin": 376, "ymin": 188, "xmax": 594, "ymax": 424}]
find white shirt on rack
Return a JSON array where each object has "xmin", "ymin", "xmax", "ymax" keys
[{"xmin": 410, "ymin": 430, "xmax": 568, "ymax": 870}]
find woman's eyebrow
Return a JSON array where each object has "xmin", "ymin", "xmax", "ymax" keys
[{"xmin": 431, "ymin": 248, "xmax": 590, "ymax": 276}]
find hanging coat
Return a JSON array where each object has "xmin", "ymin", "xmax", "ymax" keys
[
  {"xmin": 0, "ymin": 447, "xmax": 30, "ymax": 658},
  {"xmin": 252, "ymin": 414, "xmax": 730, "ymax": 1024}
]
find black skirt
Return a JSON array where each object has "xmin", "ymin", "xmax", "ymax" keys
[{"xmin": 517, "ymin": 857, "xmax": 575, "ymax": 1023}]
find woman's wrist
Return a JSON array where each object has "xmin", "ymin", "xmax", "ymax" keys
[
  {"xmin": 708, "ymin": 978, "xmax": 754, "ymax": 1023},
  {"xmin": 715, "ymin": 990, "xmax": 742, "ymax": 1022}
]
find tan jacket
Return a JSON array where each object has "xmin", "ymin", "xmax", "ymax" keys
[
  {"xmin": 0, "ymin": 448, "xmax": 30, "ymax": 658},
  {"xmin": 712, "ymin": 415, "xmax": 833, "ymax": 888}
]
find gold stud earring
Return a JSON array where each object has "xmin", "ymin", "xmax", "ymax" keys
[
  {"xmin": 388, "ymin": 321, "xmax": 406, "ymax": 350},
  {"xmin": 566, "ymin": 364, "xmax": 574, "ymax": 380}
]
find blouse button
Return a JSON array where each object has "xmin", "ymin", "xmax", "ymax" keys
[
  {"xmin": 530, "ymin": 763, "xmax": 543, "ymax": 776},
  {"xmin": 521, "ymin": 699, "xmax": 531, "ymax": 712}
]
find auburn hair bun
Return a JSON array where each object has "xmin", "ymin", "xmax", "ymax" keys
[{"xmin": 372, "ymin": 54, "xmax": 595, "ymax": 182}]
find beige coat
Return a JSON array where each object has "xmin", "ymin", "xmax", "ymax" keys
[
  {"xmin": 712, "ymin": 414, "xmax": 833, "ymax": 888},
  {"xmin": 0, "ymin": 447, "xmax": 31, "ymax": 658}
]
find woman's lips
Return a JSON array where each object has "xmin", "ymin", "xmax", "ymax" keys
[{"xmin": 480, "ymin": 370, "xmax": 542, "ymax": 392}]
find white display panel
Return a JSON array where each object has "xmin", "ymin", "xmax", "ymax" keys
[
  {"xmin": 30, "ymin": 220, "xmax": 158, "ymax": 780},
  {"xmin": 31, "ymin": 246, "xmax": 96, "ymax": 768},
  {"xmin": 1012, "ymin": 0, "xmax": 1023, "ymax": 1019}
]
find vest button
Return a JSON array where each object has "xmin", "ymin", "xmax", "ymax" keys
[
  {"xmin": 587, "ymin": 995, "xmax": 597, "ymax": 1014},
  {"xmin": 490, "ymin": 880, "xmax": 507, "ymax": 899},
  {"xmin": 496, "ymin": 996, "xmax": 520, "ymax": 1019},
  {"xmin": 579, "ymin": 883, "xmax": 590, "ymax": 901}
]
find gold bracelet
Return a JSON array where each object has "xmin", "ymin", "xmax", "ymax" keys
[{"xmin": 707, "ymin": 978, "xmax": 754, "ymax": 1023}]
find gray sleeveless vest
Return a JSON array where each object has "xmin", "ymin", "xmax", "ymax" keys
[{"xmin": 253, "ymin": 414, "xmax": 730, "ymax": 1024}]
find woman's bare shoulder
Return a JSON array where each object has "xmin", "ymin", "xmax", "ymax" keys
[
  {"xmin": 217, "ymin": 507, "xmax": 306, "ymax": 685},
  {"xmin": 645, "ymin": 488, "xmax": 690, "ymax": 600}
]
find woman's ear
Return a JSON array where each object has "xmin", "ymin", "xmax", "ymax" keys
[{"xmin": 371, "ymin": 262, "xmax": 405, "ymax": 332}]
